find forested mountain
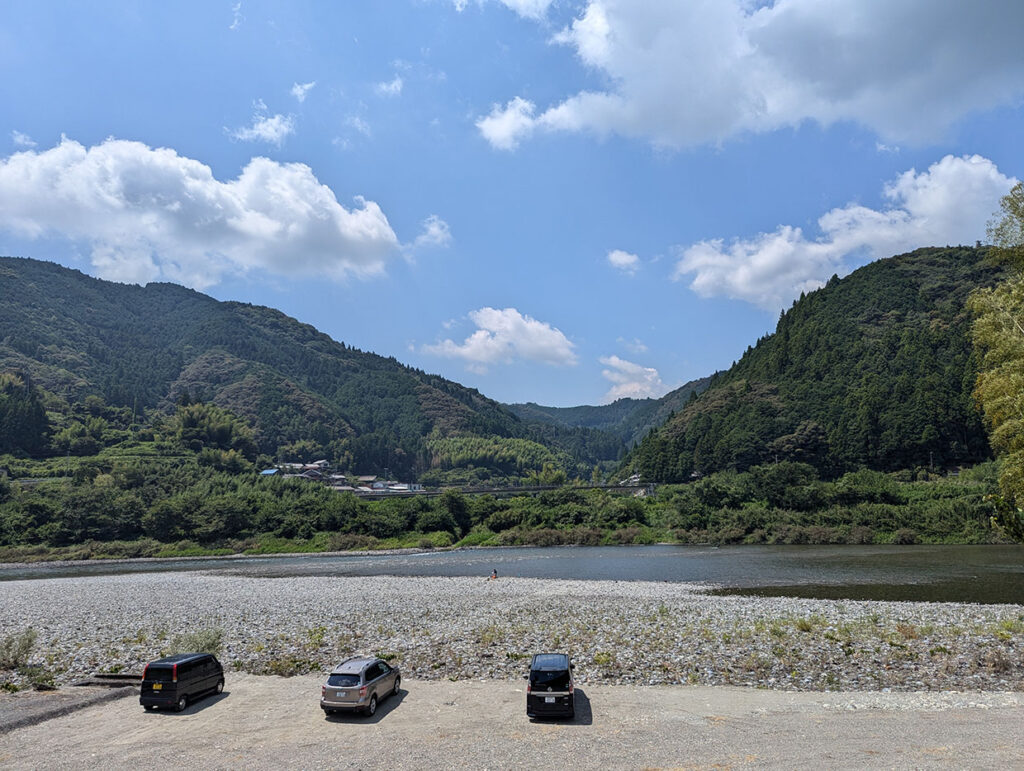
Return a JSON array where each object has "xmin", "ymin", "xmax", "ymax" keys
[
  {"xmin": 507, "ymin": 374, "xmax": 713, "ymax": 447},
  {"xmin": 0, "ymin": 257, "xmax": 623, "ymax": 479},
  {"xmin": 622, "ymin": 247, "xmax": 1004, "ymax": 482}
]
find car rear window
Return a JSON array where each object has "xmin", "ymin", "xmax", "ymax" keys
[
  {"xmin": 327, "ymin": 674, "xmax": 360, "ymax": 687},
  {"xmin": 530, "ymin": 669, "xmax": 570, "ymax": 689},
  {"xmin": 532, "ymin": 654, "xmax": 568, "ymax": 669},
  {"xmin": 144, "ymin": 665, "xmax": 174, "ymax": 682}
]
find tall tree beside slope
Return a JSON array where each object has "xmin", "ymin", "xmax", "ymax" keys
[{"xmin": 970, "ymin": 182, "xmax": 1024, "ymax": 540}]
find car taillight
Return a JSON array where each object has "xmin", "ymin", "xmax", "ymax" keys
[
  {"xmin": 568, "ymin": 683, "xmax": 574, "ymax": 695},
  {"xmin": 359, "ymin": 685, "xmax": 367, "ymax": 697},
  {"xmin": 526, "ymin": 683, "xmax": 531, "ymax": 694},
  {"xmin": 321, "ymin": 685, "xmax": 326, "ymax": 696},
  {"xmin": 142, "ymin": 664, "xmax": 149, "ymax": 681},
  {"xmin": 172, "ymin": 663, "xmax": 178, "ymax": 683}
]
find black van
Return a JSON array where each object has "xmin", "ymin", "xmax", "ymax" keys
[
  {"xmin": 526, "ymin": 652, "xmax": 575, "ymax": 719},
  {"xmin": 140, "ymin": 653, "xmax": 224, "ymax": 712}
]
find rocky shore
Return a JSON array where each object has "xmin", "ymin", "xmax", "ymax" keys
[{"xmin": 1, "ymin": 573, "xmax": 1022, "ymax": 692}]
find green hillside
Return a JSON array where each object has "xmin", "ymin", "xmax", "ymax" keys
[
  {"xmin": 623, "ymin": 246, "xmax": 1003, "ymax": 482},
  {"xmin": 507, "ymin": 375, "xmax": 713, "ymax": 447},
  {"xmin": 0, "ymin": 257, "xmax": 622, "ymax": 479}
]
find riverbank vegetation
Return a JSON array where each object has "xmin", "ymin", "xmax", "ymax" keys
[{"xmin": 0, "ymin": 445, "xmax": 1009, "ymax": 562}]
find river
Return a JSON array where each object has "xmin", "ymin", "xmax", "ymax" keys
[{"xmin": 2, "ymin": 544, "xmax": 1022, "ymax": 604}]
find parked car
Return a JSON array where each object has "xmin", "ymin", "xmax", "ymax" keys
[
  {"xmin": 526, "ymin": 652, "xmax": 575, "ymax": 719},
  {"xmin": 140, "ymin": 652, "xmax": 224, "ymax": 712},
  {"xmin": 320, "ymin": 656, "xmax": 401, "ymax": 716}
]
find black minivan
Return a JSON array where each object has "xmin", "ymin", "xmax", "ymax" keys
[
  {"xmin": 140, "ymin": 653, "xmax": 224, "ymax": 712},
  {"xmin": 526, "ymin": 652, "xmax": 575, "ymax": 719}
]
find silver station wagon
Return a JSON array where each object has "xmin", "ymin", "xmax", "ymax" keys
[{"xmin": 320, "ymin": 656, "xmax": 401, "ymax": 716}]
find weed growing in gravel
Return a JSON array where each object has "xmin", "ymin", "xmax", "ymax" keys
[
  {"xmin": 895, "ymin": 622, "xmax": 919, "ymax": 640},
  {"xmin": 20, "ymin": 665, "xmax": 55, "ymax": 690},
  {"xmin": 305, "ymin": 625, "xmax": 327, "ymax": 649},
  {"xmin": 476, "ymin": 624, "xmax": 501, "ymax": 646},
  {"xmin": 263, "ymin": 655, "xmax": 317, "ymax": 677},
  {"xmin": 0, "ymin": 628, "xmax": 36, "ymax": 670},
  {"xmin": 170, "ymin": 627, "xmax": 224, "ymax": 656},
  {"xmin": 795, "ymin": 617, "xmax": 815, "ymax": 633}
]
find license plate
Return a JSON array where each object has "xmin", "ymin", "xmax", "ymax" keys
[
  {"xmin": 152, "ymin": 684, "xmax": 162, "ymax": 691},
  {"xmin": 336, "ymin": 691, "xmax": 346, "ymax": 698},
  {"xmin": 545, "ymin": 697, "xmax": 555, "ymax": 703}
]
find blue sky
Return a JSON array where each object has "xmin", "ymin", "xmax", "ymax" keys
[{"xmin": 2, "ymin": 1, "xmax": 1022, "ymax": 406}]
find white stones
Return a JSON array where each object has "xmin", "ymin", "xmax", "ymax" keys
[{"xmin": 0, "ymin": 572, "xmax": 1021, "ymax": 692}]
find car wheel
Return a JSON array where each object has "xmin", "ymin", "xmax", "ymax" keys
[
  {"xmin": 365, "ymin": 695, "xmax": 377, "ymax": 716},
  {"xmin": 176, "ymin": 695, "xmax": 188, "ymax": 712},
  {"xmin": 393, "ymin": 676, "xmax": 401, "ymax": 697},
  {"xmin": 215, "ymin": 679, "xmax": 224, "ymax": 695}
]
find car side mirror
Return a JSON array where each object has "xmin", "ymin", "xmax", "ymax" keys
[{"xmin": 570, "ymin": 663, "xmax": 575, "ymax": 669}]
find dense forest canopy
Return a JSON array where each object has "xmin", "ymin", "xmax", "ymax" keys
[
  {"xmin": 621, "ymin": 247, "xmax": 1003, "ymax": 482},
  {"xmin": 0, "ymin": 256, "xmax": 623, "ymax": 481},
  {"xmin": 970, "ymin": 182, "xmax": 1024, "ymax": 539}
]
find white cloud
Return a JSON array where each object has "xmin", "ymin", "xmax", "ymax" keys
[
  {"xmin": 231, "ymin": 113, "xmax": 295, "ymax": 145},
  {"xmin": 476, "ymin": 97, "xmax": 536, "ymax": 151},
  {"xmin": 479, "ymin": 0, "xmax": 1024, "ymax": 150},
  {"xmin": 423, "ymin": 307, "xmax": 577, "ymax": 371},
  {"xmin": 346, "ymin": 116, "xmax": 372, "ymax": 137},
  {"xmin": 11, "ymin": 131, "xmax": 36, "ymax": 149},
  {"xmin": 291, "ymin": 81, "xmax": 316, "ymax": 103},
  {"xmin": 229, "ymin": 2, "xmax": 243, "ymax": 30},
  {"xmin": 674, "ymin": 154, "xmax": 1018, "ymax": 310},
  {"xmin": 452, "ymin": 0, "xmax": 553, "ymax": 20},
  {"xmin": 618, "ymin": 336, "xmax": 648, "ymax": 354},
  {"xmin": 0, "ymin": 137, "xmax": 402, "ymax": 289},
  {"xmin": 607, "ymin": 248, "xmax": 639, "ymax": 275},
  {"xmin": 600, "ymin": 355, "xmax": 668, "ymax": 401},
  {"xmin": 411, "ymin": 215, "xmax": 452, "ymax": 251},
  {"xmin": 375, "ymin": 76, "xmax": 403, "ymax": 97}
]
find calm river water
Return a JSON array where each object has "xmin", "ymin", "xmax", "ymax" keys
[{"xmin": 2, "ymin": 544, "xmax": 1022, "ymax": 604}]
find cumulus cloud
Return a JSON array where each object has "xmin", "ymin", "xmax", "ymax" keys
[
  {"xmin": 607, "ymin": 249, "xmax": 639, "ymax": 275},
  {"xmin": 600, "ymin": 355, "xmax": 668, "ymax": 401},
  {"xmin": 423, "ymin": 307, "xmax": 577, "ymax": 372},
  {"xmin": 0, "ymin": 137, "xmax": 402, "ymax": 289},
  {"xmin": 11, "ymin": 131, "xmax": 36, "ymax": 149},
  {"xmin": 231, "ymin": 112, "xmax": 295, "ymax": 145},
  {"xmin": 479, "ymin": 0, "xmax": 1024, "ymax": 150},
  {"xmin": 291, "ymin": 81, "xmax": 316, "ymax": 103},
  {"xmin": 375, "ymin": 76, "xmax": 403, "ymax": 97},
  {"xmin": 674, "ymin": 154, "xmax": 1018, "ymax": 310},
  {"xmin": 477, "ymin": 97, "xmax": 536, "ymax": 151}
]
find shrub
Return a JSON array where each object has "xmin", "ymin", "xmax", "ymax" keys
[
  {"xmin": 0, "ymin": 628, "xmax": 36, "ymax": 670},
  {"xmin": 170, "ymin": 627, "xmax": 224, "ymax": 656},
  {"xmin": 891, "ymin": 528, "xmax": 919, "ymax": 545},
  {"xmin": 328, "ymin": 532, "xmax": 377, "ymax": 551}
]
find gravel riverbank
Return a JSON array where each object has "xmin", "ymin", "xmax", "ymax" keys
[{"xmin": 1, "ymin": 573, "xmax": 1022, "ymax": 692}]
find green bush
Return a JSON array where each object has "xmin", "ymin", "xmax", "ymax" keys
[
  {"xmin": 170, "ymin": 627, "xmax": 224, "ymax": 656},
  {"xmin": 0, "ymin": 628, "xmax": 36, "ymax": 670}
]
